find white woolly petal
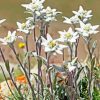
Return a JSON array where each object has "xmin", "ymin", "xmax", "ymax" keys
[
  {"xmin": 92, "ymin": 25, "xmax": 99, "ymax": 30},
  {"xmin": 72, "ymin": 11, "xmax": 78, "ymax": 15},
  {"xmin": 0, "ymin": 19, "xmax": 6, "ymax": 24},
  {"xmin": 87, "ymin": 10, "xmax": 92, "ymax": 15},
  {"xmin": 75, "ymin": 28, "xmax": 82, "ymax": 32},
  {"xmin": 79, "ymin": 21, "xmax": 85, "ymax": 28},
  {"xmin": 47, "ymin": 34, "xmax": 53, "ymax": 41},
  {"xmin": 41, "ymin": 37, "xmax": 47, "ymax": 44},
  {"xmin": 45, "ymin": 47, "xmax": 51, "ymax": 52},
  {"xmin": 63, "ymin": 17, "xmax": 72, "ymax": 24},
  {"xmin": 79, "ymin": 6, "xmax": 84, "ymax": 12},
  {"xmin": 68, "ymin": 27, "xmax": 73, "ymax": 33}
]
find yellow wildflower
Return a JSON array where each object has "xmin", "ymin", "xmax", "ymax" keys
[{"xmin": 18, "ymin": 42, "xmax": 25, "ymax": 49}]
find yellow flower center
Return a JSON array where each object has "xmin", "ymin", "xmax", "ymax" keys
[
  {"xmin": 5, "ymin": 34, "xmax": 11, "ymax": 40},
  {"xmin": 65, "ymin": 33, "xmax": 72, "ymax": 39},
  {"xmin": 48, "ymin": 40, "xmax": 56, "ymax": 48},
  {"xmin": 22, "ymin": 23, "xmax": 26, "ymax": 29},
  {"xmin": 32, "ymin": 3, "xmax": 38, "ymax": 9},
  {"xmin": 84, "ymin": 26, "xmax": 90, "ymax": 31}
]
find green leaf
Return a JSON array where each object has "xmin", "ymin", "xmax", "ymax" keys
[
  {"xmin": 38, "ymin": 56, "xmax": 47, "ymax": 66},
  {"xmin": 33, "ymin": 73, "xmax": 44, "ymax": 96},
  {"xmin": 38, "ymin": 59, "xmax": 42, "ymax": 68},
  {"xmin": 5, "ymin": 60, "xmax": 10, "ymax": 72},
  {"xmin": 91, "ymin": 41, "xmax": 97, "ymax": 54},
  {"xmin": 71, "ymin": 57, "xmax": 78, "ymax": 65},
  {"xmin": 91, "ymin": 57, "xmax": 96, "ymax": 68},
  {"xmin": 75, "ymin": 67, "xmax": 84, "ymax": 85}
]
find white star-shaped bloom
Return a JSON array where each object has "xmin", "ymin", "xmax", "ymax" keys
[
  {"xmin": 73, "ymin": 6, "xmax": 92, "ymax": 23},
  {"xmin": 76, "ymin": 21, "xmax": 99, "ymax": 37},
  {"xmin": 17, "ymin": 20, "xmax": 35, "ymax": 34},
  {"xmin": 58, "ymin": 27, "xmax": 79, "ymax": 43},
  {"xmin": 41, "ymin": 34, "xmax": 66, "ymax": 54},
  {"xmin": 0, "ymin": 31, "xmax": 20, "ymax": 45}
]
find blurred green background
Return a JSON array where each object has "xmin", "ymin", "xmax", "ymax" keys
[{"xmin": 0, "ymin": 0, "xmax": 100, "ymax": 25}]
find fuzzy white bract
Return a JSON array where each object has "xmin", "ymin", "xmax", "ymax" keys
[
  {"xmin": 0, "ymin": 31, "xmax": 17, "ymax": 45},
  {"xmin": 41, "ymin": 34, "xmax": 65, "ymax": 54},
  {"xmin": 58, "ymin": 27, "xmax": 79, "ymax": 43},
  {"xmin": 72, "ymin": 6, "xmax": 92, "ymax": 23},
  {"xmin": 76, "ymin": 21, "xmax": 99, "ymax": 37},
  {"xmin": 0, "ymin": 19, "xmax": 6, "ymax": 24},
  {"xmin": 63, "ymin": 15, "xmax": 79, "ymax": 24}
]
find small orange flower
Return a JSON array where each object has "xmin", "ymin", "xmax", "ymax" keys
[
  {"xmin": 56, "ymin": 72, "xmax": 63, "ymax": 79},
  {"xmin": 16, "ymin": 75, "xmax": 27, "ymax": 84}
]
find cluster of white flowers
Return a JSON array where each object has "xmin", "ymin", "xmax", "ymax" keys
[
  {"xmin": 63, "ymin": 6, "xmax": 99, "ymax": 38},
  {"xmin": 41, "ymin": 6, "xmax": 99, "ymax": 56},
  {"xmin": 0, "ymin": 3, "xmax": 99, "ymax": 73},
  {"xmin": 15, "ymin": 0, "xmax": 61, "ymax": 38},
  {"xmin": 21, "ymin": 0, "xmax": 61, "ymax": 23},
  {"xmin": 18, "ymin": 0, "xmax": 63, "ymax": 54},
  {"xmin": 40, "ymin": 6, "xmax": 61, "ymax": 22},
  {"xmin": 64, "ymin": 6, "xmax": 92, "ymax": 24}
]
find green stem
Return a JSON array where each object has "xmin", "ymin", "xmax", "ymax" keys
[
  {"xmin": 25, "ymin": 35, "xmax": 31, "ymax": 77},
  {"xmin": 47, "ymin": 53, "xmax": 54, "ymax": 100}
]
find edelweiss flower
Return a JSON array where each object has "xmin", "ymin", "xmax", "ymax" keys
[
  {"xmin": 22, "ymin": 0, "xmax": 45, "ymax": 13},
  {"xmin": 40, "ymin": 6, "xmax": 61, "ymax": 22},
  {"xmin": 58, "ymin": 27, "xmax": 79, "ymax": 43},
  {"xmin": 76, "ymin": 21, "xmax": 99, "ymax": 37},
  {"xmin": 41, "ymin": 34, "xmax": 65, "ymax": 54},
  {"xmin": 0, "ymin": 31, "xmax": 17, "ymax": 45},
  {"xmin": 0, "ymin": 19, "xmax": 6, "ymax": 24},
  {"xmin": 63, "ymin": 15, "xmax": 79, "ymax": 24},
  {"xmin": 73, "ymin": 6, "xmax": 92, "ymax": 23},
  {"xmin": 17, "ymin": 20, "xmax": 35, "ymax": 34}
]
